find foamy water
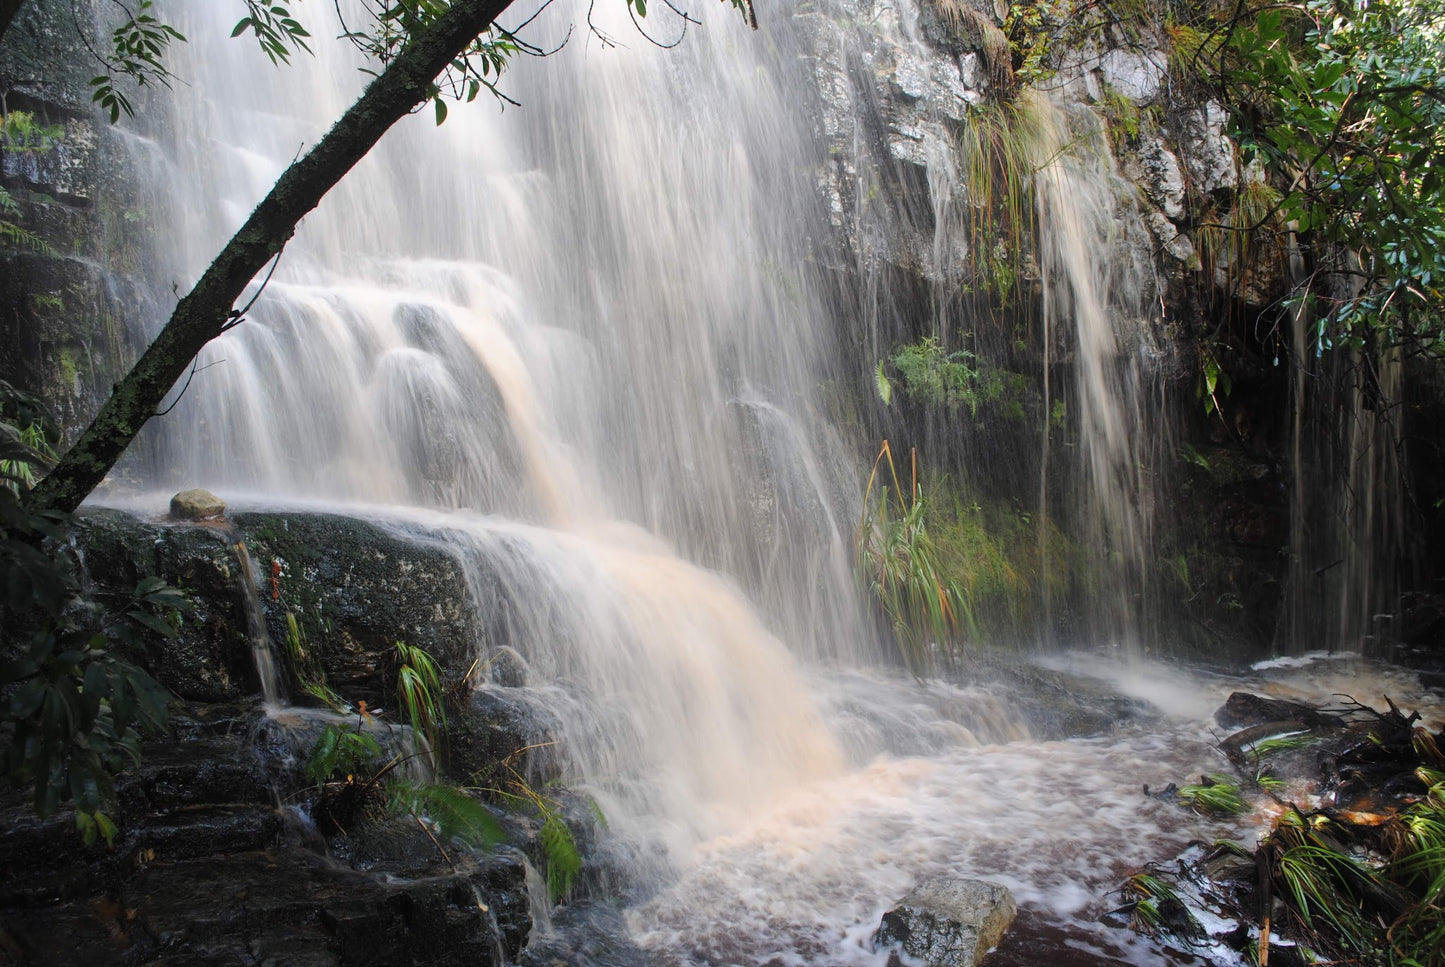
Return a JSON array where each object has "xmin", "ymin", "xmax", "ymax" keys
[{"xmin": 624, "ymin": 655, "xmax": 1441, "ymax": 965}]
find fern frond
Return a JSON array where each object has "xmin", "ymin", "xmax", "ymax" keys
[{"xmin": 392, "ymin": 781, "xmax": 505, "ymax": 849}]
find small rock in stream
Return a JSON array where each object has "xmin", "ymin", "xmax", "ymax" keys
[
  {"xmin": 168, "ymin": 487, "xmax": 226, "ymax": 520},
  {"xmin": 874, "ymin": 876, "xmax": 1018, "ymax": 967}
]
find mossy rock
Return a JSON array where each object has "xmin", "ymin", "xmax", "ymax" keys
[
  {"xmin": 75, "ymin": 508, "xmax": 254, "ymax": 703},
  {"xmin": 232, "ymin": 511, "xmax": 485, "ymax": 708},
  {"xmin": 73, "ymin": 508, "xmax": 487, "ymax": 707}
]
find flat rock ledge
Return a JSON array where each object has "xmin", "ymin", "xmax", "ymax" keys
[{"xmin": 874, "ymin": 876, "xmax": 1018, "ymax": 967}]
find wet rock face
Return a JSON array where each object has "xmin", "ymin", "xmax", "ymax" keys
[
  {"xmin": 0, "ymin": 0, "xmax": 161, "ymax": 443},
  {"xmin": 2, "ymin": 840, "xmax": 526, "ymax": 967},
  {"xmin": 233, "ymin": 511, "xmax": 484, "ymax": 707},
  {"xmin": 874, "ymin": 876, "xmax": 1018, "ymax": 967},
  {"xmin": 802, "ymin": 0, "xmax": 993, "ymax": 283},
  {"xmin": 74, "ymin": 508, "xmax": 485, "ymax": 707},
  {"xmin": 76, "ymin": 509, "xmax": 256, "ymax": 703},
  {"xmin": 4, "ymin": 511, "xmax": 539, "ymax": 966}
]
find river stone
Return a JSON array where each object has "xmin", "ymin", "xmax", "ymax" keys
[
  {"xmin": 874, "ymin": 876, "xmax": 1017, "ymax": 967},
  {"xmin": 169, "ymin": 487, "xmax": 226, "ymax": 520}
]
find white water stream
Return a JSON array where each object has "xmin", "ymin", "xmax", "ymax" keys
[{"xmin": 104, "ymin": 1, "xmax": 1442, "ymax": 963}]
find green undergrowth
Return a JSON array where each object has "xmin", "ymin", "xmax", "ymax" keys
[
  {"xmin": 0, "ymin": 381, "xmax": 185, "ymax": 843},
  {"xmin": 878, "ymin": 336, "xmax": 1044, "ymax": 422},
  {"xmin": 855, "ymin": 442, "xmax": 969, "ymax": 676},
  {"xmin": 854, "ymin": 443, "xmax": 1075, "ymax": 669},
  {"xmin": 278, "ymin": 625, "xmax": 589, "ymax": 904},
  {"xmin": 927, "ymin": 486, "xmax": 1072, "ymax": 646},
  {"xmin": 471, "ymin": 744, "xmax": 591, "ymax": 904}
]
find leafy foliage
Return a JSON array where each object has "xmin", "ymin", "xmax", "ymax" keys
[
  {"xmin": 1188, "ymin": 0, "xmax": 1445, "ymax": 349},
  {"xmin": 281, "ymin": 612, "xmax": 345, "ymax": 710},
  {"xmin": 388, "ymin": 779, "xmax": 504, "ymax": 848},
  {"xmin": 296, "ymin": 642, "xmax": 506, "ymax": 861},
  {"xmin": 87, "ymin": 0, "xmax": 187, "ymax": 123},
  {"xmin": 0, "ymin": 112, "xmax": 63, "ymax": 257},
  {"xmin": 1120, "ymin": 870, "xmax": 1202, "ymax": 941},
  {"xmin": 1140, "ymin": 702, "xmax": 1445, "ymax": 965},
  {"xmin": 305, "ymin": 724, "xmax": 384, "ymax": 785},
  {"xmin": 1175, "ymin": 775, "xmax": 1249, "ymax": 816},
  {"xmin": 304, "ymin": 718, "xmax": 505, "ymax": 852},
  {"xmin": 476, "ymin": 740, "xmax": 592, "ymax": 903},
  {"xmin": 85, "ymin": 0, "xmax": 314, "ymax": 123},
  {"xmin": 0, "ymin": 187, "xmax": 51, "ymax": 254},
  {"xmin": 337, "ymin": 0, "xmax": 530, "ymax": 118},
  {"xmin": 0, "ymin": 383, "xmax": 184, "ymax": 841},
  {"xmin": 231, "ymin": 0, "xmax": 312, "ymax": 65},
  {"xmin": 539, "ymin": 810, "xmax": 582, "ymax": 901},
  {"xmin": 395, "ymin": 639, "xmax": 446, "ymax": 766},
  {"xmin": 79, "ymin": 0, "xmax": 762, "ymax": 130},
  {"xmin": 888, "ymin": 337, "xmax": 985, "ymax": 412},
  {"xmin": 879, "ymin": 335, "xmax": 1042, "ymax": 425}
]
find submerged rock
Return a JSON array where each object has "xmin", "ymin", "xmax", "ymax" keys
[{"xmin": 874, "ymin": 876, "xmax": 1018, "ymax": 967}]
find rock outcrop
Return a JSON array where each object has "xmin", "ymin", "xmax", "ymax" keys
[
  {"xmin": 0, "ymin": 507, "xmax": 552, "ymax": 966},
  {"xmin": 874, "ymin": 875, "xmax": 1018, "ymax": 967}
]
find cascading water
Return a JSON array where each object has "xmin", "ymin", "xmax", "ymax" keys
[
  {"xmin": 1030, "ymin": 99, "xmax": 1161, "ymax": 649},
  {"xmin": 98, "ymin": 0, "xmax": 1440, "ymax": 963},
  {"xmin": 123, "ymin": 0, "xmax": 866, "ymax": 875}
]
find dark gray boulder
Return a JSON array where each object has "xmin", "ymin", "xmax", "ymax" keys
[{"xmin": 73, "ymin": 508, "xmax": 485, "ymax": 707}]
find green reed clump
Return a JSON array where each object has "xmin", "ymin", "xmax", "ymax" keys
[
  {"xmin": 855, "ymin": 442, "xmax": 970, "ymax": 676},
  {"xmin": 1177, "ymin": 775, "xmax": 1250, "ymax": 817}
]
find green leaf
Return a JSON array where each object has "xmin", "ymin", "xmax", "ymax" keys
[
  {"xmin": 540, "ymin": 811, "xmax": 582, "ymax": 902},
  {"xmin": 134, "ymin": 576, "xmax": 167, "ymax": 597},
  {"xmin": 10, "ymin": 680, "xmax": 45, "ymax": 720},
  {"xmin": 95, "ymin": 810, "xmax": 117, "ymax": 846},
  {"xmin": 401, "ymin": 783, "xmax": 504, "ymax": 848},
  {"xmin": 75, "ymin": 810, "xmax": 97, "ymax": 846},
  {"xmin": 875, "ymin": 360, "xmax": 892, "ymax": 405},
  {"xmin": 433, "ymin": 96, "xmax": 448, "ymax": 126},
  {"xmin": 127, "ymin": 609, "xmax": 178, "ymax": 639}
]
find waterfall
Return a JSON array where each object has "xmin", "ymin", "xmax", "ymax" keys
[
  {"xmin": 81, "ymin": 1, "xmax": 1444, "ymax": 961},
  {"xmin": 114, "ymin": 0, "xmax": 870, "ymax": 867},
  {"xmin": 1030, "ymin": 98, "xmax": 1160, "ymax": 649}
]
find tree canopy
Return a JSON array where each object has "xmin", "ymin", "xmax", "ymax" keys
[{"xmin": 1194, "ymin": 0, "xmax": 1445, "ymax": 351}]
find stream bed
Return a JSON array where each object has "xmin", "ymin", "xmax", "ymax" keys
[{"xmin": 602, "ymin": 655, "xmax": 1441, "ymax": 966}]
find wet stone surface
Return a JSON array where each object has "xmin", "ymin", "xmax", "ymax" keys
[{"xmin": 2, "ymin": 509, "xmax": 541, "ymax": 966}]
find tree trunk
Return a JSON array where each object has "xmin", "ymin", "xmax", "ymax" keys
[{"xmin": 24, "ymin": 0, "xmax": 516, "ymax": 515}]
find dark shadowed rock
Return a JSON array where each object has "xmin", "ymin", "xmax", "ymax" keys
[
  {"xmin": 874, "ymin": 876, "xmax": 1018, "ymax": 967},
  {"xmin": 76, "ymin": 509, "xmax": 254, "ymax": 702},
  {"xmin": 74, "ymin": 508, "xmax": 485, "ymax": 707},
  {"xmin": 1215, "ymin": 692, "xmax": 1341, "ymax": 730}
]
